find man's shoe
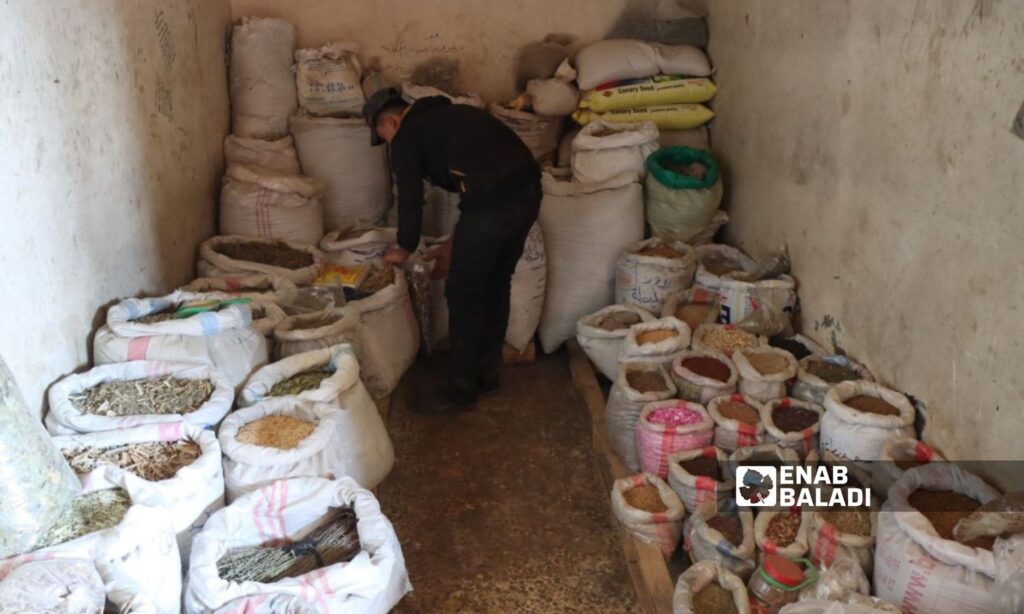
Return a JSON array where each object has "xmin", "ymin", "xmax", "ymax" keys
[
  {"xmin": 409, "ymin": 384, "xmax": 477, "ymax": 414},
  {"xmin": 479, "ymin": 373, "xmax": 500, "ymax": 395}
]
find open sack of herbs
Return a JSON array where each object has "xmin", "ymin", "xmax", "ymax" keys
[{"xmin": 69, "ymin": 375, "xmax": 214, "ymax": 419}]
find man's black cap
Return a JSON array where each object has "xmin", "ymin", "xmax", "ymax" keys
[{"xmin": 362, "ymin": 87, "xmax": 405, "ymax": 146}]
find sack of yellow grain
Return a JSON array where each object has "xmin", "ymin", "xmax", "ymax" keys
[
  {"xmin": 579, "ymin": 77, "xmax": 717, "ymax": 113},
  {"xmin": 573, "ymin": 103, "xmax": 714, "ymax": 130}
]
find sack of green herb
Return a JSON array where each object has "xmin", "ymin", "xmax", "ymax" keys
[
  {"xmin": 93, "ymin": 291, "xmax": 268, "ymax": 389},
  {"xmin": 274, "ymin": 307, "xmax": 362, "ymax": 360},
  {"xmin": 198, "ymin": 235, "xmax": 325, "ymax": 285},
  {"xmin": 239, "ymin": 345, "xmax": 394, "ymax": 490},
  {"xmin": 53, "ymin": 421, "xmax": 224, "ymax": 561},
  {"xmin": 0, "ymin": 491, "xmax": 181, "ymax": 613},
  {"xmin": 185, "ymin": 476, "xmax": 411, "ymax": 614},
  {"xmin": 46, "ymin": 361, "xmax": 234, "ymax": 435},
  {"xmin": 219, "ymin": 398, "xmax": 349, "ymax": 502}
]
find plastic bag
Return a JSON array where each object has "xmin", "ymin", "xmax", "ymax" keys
[
  {"xmin": 0, "ymin": 559, "xmax": 104, "ymax": 614},
  {"xmin": 573, "ymin": 104, "xmax": 714, "ymax": 130},
  {"xmin": 346, "ymin": 269, "xmax": 420, "ymax": 398},
  {"xmin": 405, "ymin": 261, "xmax": 434, "ymax": 356},
  {"xmin": 580, "ymin": 77, "xmax": 717, "ymax": 113}
]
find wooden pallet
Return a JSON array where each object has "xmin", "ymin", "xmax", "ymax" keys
[{"xmin": 567, "ymin": 340, "xmax": 675, "ymax": 614}]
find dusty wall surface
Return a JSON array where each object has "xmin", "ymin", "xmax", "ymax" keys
[
  {"xmin": 0, "ymin": 0, "xmax": 230, "ymax": 419},
  {"xmin": 708, "ymin": 1, "xmax": 1024, "ymax": 476},
  {"xmin": 229, "ymin": 0, "xmax": 691, "ymax": 102}
]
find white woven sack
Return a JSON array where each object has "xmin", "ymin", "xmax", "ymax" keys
[
  {"xmin": 576, "ymin": 305, "xmax": 656, "ymax": 379},
  {"xmin": 506, "ymin": 223, "xmax": 547, "ymax": 351},
  {"xmin": 224, "ymin": 135, "xmax": 301, "ymax": 174},
  {"xmin": 571, "ymin": 121, "xmax": 659, "ymax": 184},
  {"xmin": 611, "ymin": 474, "xmax": 685, "ymax": 559},
  {"xmin": 290, "ymin": 114, "xmax": 391, "ymax": 228},
  {"xmin": 653, "ymin": 43, "xmax": 713, "ymax": 77},
  {"xmin": 219, "ymin": 399, "xmax": 348, "ymax": 501},
  {"xmin": 808, "ymin": 508, "xmax": 878, "ymax": 577},
  {"xmin": 762, "ymin": 398, "xmax": 824, "ymax": 459},
  {"xmin": 755, "ymin": 509, "xmax": 810, "ymax": 560},
  {"xmin": 274, "ymin": 307, "xmax": 362, "ymax": 360},
  {"xmin": 575, "ymin": 39, "xmax": 661, "ymax": 90},
  {"xmin": 181, "ymin": 273, "xmax": 299, "ymax": 305},
  {"xmin": 92, "ymin": 292, "xmax": 268, "ymax": 390},
  {"xmin": 792, "ymin": 355, "xmax": 874, "ymax": 406},
  {"xmin": 684, "ymin": 502, "xmax": 757, "ymax": 579},
  {"xmin": 185, "ymin": 476, "xmax": 411, "ymax": 614},
  {"xmin": 820, "ymin": 381, "xmax": 915, "ymax": 462},
  {"xmin": 198, "ymin": 235, "xmax": 325, "ymax": 285},
  {"xmin": 871, "ymin": 438, "xmax": 944, "ymax": 498},
  {"xmin": 249, "ymin": 301, "xmax": 287, "ymax": 338},
  {"xmin": 239, "ymin": 345, "xmax": 394, "ymax": 490},
  {"xmin": 213, "ymin": 593, "xmax": 318, "ymax": 614},
  {"xmin": 707, "ymin": 394, "xmax": 766, "ymax": 453},
  {"xmin": 672, "ymin": 560, "xmax": 751, "ymax": 614},
  {"xmin": 52, "ymin": 422, "xmax": 224, "ymax": 561},
  {"xmin": 614, "ymin": 238, "xmax": 697, "ymax": 312},
  {"xmin": 694, "ymin": 245, "xmax": 797, "ymax": 326},
  {"xmin": 671, "ymin": 349, "xmax": 738, "ymax": 405},
  {"xmin": 692, "ymin": 323, "xmax": 765, "ymax": 358},
  {"xmin": 294, "ymin": 42, "xmax": 365, "ymax": 117},
  {"xmin": 0, "ymin": 558, "xmax": 104, "ymax": 614},
  {"xmin": 489, "ymin": 104, "xmax": 562, "ymax": 163},
  {"xmin": 401, "ymin": 82, "xmax": 485, "ymax": 108},
  {"xmin": 347, "ymin": 270, "xmax": 419, "ymax": 398},
  {"xmin": 0, "ymin": 501, "xmax": 181, "ymax": 613},
  {"xmin": 320, "ymin": 224, "xmax": 398, "ymax": 267},
  {"xmin": 230, "ymin": 18, "xmax": 297, "ymax": 139},
  {"xmin": 525, "ymin": 78, "xmax": 579, "ymax": 117},
  {"xmin": 667, "ymin": 446, "xmax": 734, "ymax": 512},
  {"xmin": 873, "ymin": 464, "xmax": 1015, "ymax": 614},
  {"xmin": 606, "ymin": 363, "xmax": 676, "ymax": 472},
  {"xmin": 46, "ymin": 361, "xmax": 234, "ymax": 435},
  {"xmin": 620, "ymin": 317, "xmax": 691, "ymax": 366},
  {"xmin": 220, "ymin": 164, "xmax": 325, "ymax": 245},
  {"xmin": 726, "ymin": 443, "xmax": 800, "ymax": 478},
  {"xmin": 537, "ymin": 169, "xmax": 644, "ymax": 352},
  {"xmin": 731, "ymin": 347, "xmax": 799, "ymax": 403}
]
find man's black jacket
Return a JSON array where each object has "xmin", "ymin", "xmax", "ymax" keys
[{"xmin": 389, "ymin": 96, "xmax": 540, "ymax": 252}]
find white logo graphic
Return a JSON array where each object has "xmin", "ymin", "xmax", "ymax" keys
[{"xmin": 735, "ymin": 465, "xmax": 777, "ymax": 507}]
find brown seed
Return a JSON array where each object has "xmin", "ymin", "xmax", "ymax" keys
[
  {"xmin": 742, "ymin": 351, "xmax": 790, "ymax": 376},
  {"xmin": 717, "ymin": 401, "xmax": 760, "ymax": 425},
  {"xmin": 772, "ymin": 405, "xmax": 820, "ymax": 433},
  {"xmin": 844, "ymin": 394, "xmax": 901, "ymax": 416},
  {"xmin": 625, "ymin": 370, "xmax": 669, "ymax": 394},
  {"xmin": 217, "ymin": 241, "xmax": 313, "ymax": 269},
  {"xmin": 623, "ymin": 484, "xmax": 667, "ymax": 513},
  {"xmin": 805, "ymin": 359, "xmax": 861, "ymax": 383},
  {"xmin": 692, "ymin": 581, "xmax": 738, "ymax": 614},
  {"xmin": 765, "ymin": 512, "xmax": 801, "ymax": 546},
  {"xmin": 707, "ymin": 514, "xmax": 745, "ymax": 547},
  {"xmin": 675, "ymin": 303, "xmax": 716, "ymax": 331},
  {"xmin": 637, "ymin": 329, "xmax": 677, "ymax": 346},
  {"xmin": 597, "ymin": 311, "xmax": 641, "ymax": 331},
  {"xmin": 679, "ymin": 456, "xmax": 722, "ymax": 481},
  {"xmin": 908, "ymin": 489, "xmax": 994, "ymax": 550},
  {"xmin": 821, "ymin": 508, "xmax": 872, "ymax": 536},
  {"xmin": 701, "ymin": 328, "xmax": 756, "ymax": 354},
  {"xmin": 681, "ymin": 356, "xmax": 731, "ymax": 382},
  {"xmin": 237, "ymin": 415, "xmax": 316, "ymax": 450}
]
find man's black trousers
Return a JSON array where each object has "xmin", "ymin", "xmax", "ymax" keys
[{"xmin": 445, "ymin": 181, "xmax": 542, "ymax": 400}]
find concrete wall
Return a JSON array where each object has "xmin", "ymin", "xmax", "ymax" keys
[
  {"xmin": 708, "ymin": 1, "xmax": 1024, "ymax": 474},
  {"xmin": 0, "ymin": 0, "xmax": 231, "ymax": 418},
  {"xmin": 229, "ymin": 0, "xmax": 701, "ymax": 102}
]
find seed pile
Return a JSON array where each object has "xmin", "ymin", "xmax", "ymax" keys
[
  {"xmin": 700, "ymin": 328, "xmax": 756, "ymax": 354},
  {"xmin": 71, "ymin": 376, "xmax": 214, "ymax": 417},
  {"xmin": 822, "ymin": 508, "xmax": 872, "ymax": 536},
  {"xmin": 772, "ymin": 405, "xmax": 820, "ymax": 433},
  {"xmin": 636, "ymin": 244, "xmax": 684, "ymax": 259},
  {"xmin": 717, "ymin": 401, "xmax": 760, "ymax": 425},
  {"xmin": 647, "ymin": 406, "xmax": 703, "ymax": 427},
  {"xmin": 908, "ymin": 489, "xmax": 994, "ymax": 550},
  {"xmin": 743, "ymin": 351, "xmax": 790, "ymax": 376},
  {"xmin": 681, "ymin": 356, "xmax": 731, "ymax": 382},
  {"xmin": 623, "ymin": 484, "xmax": 667, "ymax": 513},
  {"xmin": 134, "ymin": 308, "xmax": 177, "ymax": 324},
  {"xmin": 679, "ymin": 456, "xmax": 721, "ymax": 481},
  {"xmin": 217, "ymin": 507, "xmax": 361, "ymax": 583},
  {"xmin": 692, "ymin": 581, "xmax": 737, "ymax": 614},
  {"xmin": 268, "ymin": 371, "xmax": 332, "ymax": 397},
  {"xmin": 637, "ymin": 329, "xmax": 676, "ymax": 346},
  {"xmin": 675, "ymin": 303, "xmax": 716, "ymax": 331},
  {"xmin": 290, "ymin": 313, "xmax": 342, "ymax": 331},
  {"xmin": 597, "ymin": 311, "xmax": 642, "ymax": 331},
  {"xmin": 707, "ymin": 514, "xmax": 745, "ymax": 547},
  {"xmin": 844, "ymin": 395, "xmax": 901, "ymax": 416},
  {"xmin": 770, "ymin": 337, "xmax": 814, "ymax": 360},
  {"xmin": 625, "ymin": 370, "xmax": 669, "ymax": 393},
  {"xmin": 34, "ymin": 489, "xmax": 131, "ymax": 549},
  {"xmin": 702, "ymin": 259, "xmax": 744, "ymax": 277},
  {"xmin": 359, "ymin": 265, "xmax": 395, "ymax": 293},
  {"xmin": 806, "ymin": 360, "xmax": 861, "ymax": 383},
  {"xmin": 237, "ymin": 415, "xmax": 316, "ymax": 450},
  {"xmin": 217, "ymin": 241, "xmax": 313, "ymax": 269},
  {"xmin": 669, "ymin": 162, "xmax": 708, "ymax": 181},
  {"xmin": 63, "ymin": 441, "xmax": 201, "ymax": 481},
  {"xmin": 765, "ymin": 512, "xmax": 801, "ymax": 546}
]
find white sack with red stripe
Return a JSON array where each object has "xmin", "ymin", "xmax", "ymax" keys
[
  {"xmin": 52, "ymin": 422, "xmax": 224, "ymax": 561},
  {"xmin": 808, "ymin": 507, "xmax": 878, "ymax": 577},
  {"xmin": 673, "ymin": 560, "xmax": 751, "ymax": 614},
  {"xmin": 762, "ymin": 397, "xmax": 823, "ymax": 460},
  {"xmin": 683, "ymin": 501, "xmax": 756, "ymax": 580},
  {"xmin": 346, "ymin": 270, "xmax": 420, "ymax": 398},
  {"xmin": 185, "ymin": 476, "xmax": 411, "ymax": 614},
  {"xmin": 0, "ymin": 500, "xmax": 181, "ymax": 614},
  {"xmin": 213, "ymin": 593, "xmax": 318, "ymax": 613},
  {"xmin": 606, "ymin": 362, "xmax": 676, "ymax": 472},
  {"xmin": 93, "ymin": 291, "xmax": 268, "ymax": 390},
  {"xmin": 870, "ymin": 437, "xmax": 944, "ymax": 498},
  {"xmin": 239, "ymin": 345, "xmax": 394, "ymax": 490},
  {"xmin": 45, "ymin": 361, "xmax": 234, "ymax": 435},
  {"xmin": 611, "ymin": 474, "xmax": 685, "ymax": 560},
  {"xmin": 220, "ymin": 164, "xmax": 325, "ymax": 245},
  {"xmin": 754, "ymin": 509, "xmax": 810, "ymax": 560},
  {"xmin": 667, "ymin": 446, "xmax": 733, "ymax": 512},
  {"xmin": 219, "ymin": 399, "xmax": 349, "ymax": 502},
  {"xmin": 182, "ymin": 274, "xmax": 299, "ymax": 306},
  {"xmin": 731, "ymin": 346, "xmax": 799, "ymax": 403},
  {"xmin": 634, "ymin": 400, "xmax": 713, "ymax": 478},
  {"xmin": 707, "ymin": 394, "xmax": 765, "ymax": 453}
]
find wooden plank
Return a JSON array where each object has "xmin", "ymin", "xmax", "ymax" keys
[{"xmin": 568, "ymin": 340, "xmax": 676, "ymax": 614}]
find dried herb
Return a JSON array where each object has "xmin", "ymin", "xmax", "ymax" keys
[
  {"xmin": 217, "ymin": 507, "xmax": 361, "ymax": 583},
  {"xmin": 290, "ymin": 313, "xmax": 342, "ymax": 331},
  {"xmin": 268, "ymin": 371, "xmax": 332, "ymax": 397},
  {"xmin": 359, "ymin": 265, "xmax": 395, "ymax": 294},
  {"xmin": 217, "ymin": 241, "xmax": 313, "ymax": 269},
  {"xmin": 34, "ymin": 489, "xmax": 131, "ymax": 549},
  {"xmin": 237, "ymin": 415, "xmax": 316, "ymax": 449},
  {"xmin": 70, "ymin": 376, "xmax": 214, "ymax": 417},
  {"xmin": 134, "ymin": 308, "xmax": 177, "ymax": 324},
  {"xmin": 63, "ymin": 441, "xmax": 201, "ymax": 482}
]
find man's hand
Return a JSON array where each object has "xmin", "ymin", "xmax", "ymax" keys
[
  {"xmin": 427, "ymin": 237, "xmax": 453, "ymax": 280},
  {"xmin": 383, "ymin": 246, "xmax": 410, "ymax": 266}
]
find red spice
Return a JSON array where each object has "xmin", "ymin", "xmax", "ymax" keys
[{"xmin": 681, "ymin": 356, "xmax": 731, "ymax": 382}]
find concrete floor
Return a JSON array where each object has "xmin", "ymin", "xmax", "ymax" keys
[{"xmin": 380, "ymin": 351, "xmax": 639, "ymax": 613}]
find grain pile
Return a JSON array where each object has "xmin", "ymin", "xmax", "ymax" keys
[
  {"xmin": 679, "ymin": 457, "xmax": 721, "ymax": 481},
  {"xmin": 597, "ymin": 311, "xmax": 642, "ymax": 331},
  {"xmin": 844, "ymin": 395, "xmax": 900, "ymax": 416},
  {"xmin": 805, "ymin": 360, "xmax": 860, "ymax": 383},
  {"xmin": 217, "ymin": 507, "xmax": 361, "ymax": 583},
  {"xmin": 692, "ymin": 581, "xmax": 738, "ymax": 614},
  {"xmin": 700, "ymin": 328, "xmax": 756, "ymax": 354},
  {"xmin": 63, "ymin": 441, "xmax": 201, "ymax": 481},
  {"xmin": 359, "ymin": 265, "xmax": 395, "ymax": 293},
  {"xmin": 675, "ymin": 303, "xmax": 715, "ymax": 331},
  {"xmin": 680, "ymin": 356, "xmax": 731, "ymax": 382},
  {"xmin": 772, "ymin": 405, "xmax": 820, "ymax": 433},
  {"xmin": 647, "ymin": 405, "xmax": 703, "ymax": 427},
  {"xmin": 625, "ymin": 370, "xmax": 669, "ymax": 393},
  {"xmin": 821, "ymin": 508, "xmax": 872, "ymax": 536},
  {"xmin": 268, "ymin": 371, "xmax": 332, "ymax": 397},
  {"xmin": 908, "ymin": 489, "xmax": 994, "ymax": 550},
  {"xmin": 217, "ymin": 241, "xmax": 313, "ymax": 269},
  {"xmin": 34, "ymin": 489, "xmax": 131, "ymax": 549},
  {"xmin": 623, "ymin": 484, "xmax": 667, "ymax": 513},
  {"xmin": 670, "ymin": 162, "xmax": 708, "ymax": 181},
  {"xmin": 742, "ymin": 351, "xmax": 790, "ymax": 375},
  {"xmin": 70, "ymin": 376, "xmax": 214, "ymax": 417},
  {"xmin": 707, "ymin": 514, "xmax": 744, "ymax": 547},
  {"xmin": 237, "ymin": 415, "xmax": 316, "ymax": 450},
  {"xmin": 290, "ymin": 313, "xmax": 342, "ymax": 331},
  {"xmin": 765, "ymin": 512, "xmax": 801, "ymax": 546},
  {"xmin": 717, "ymin": 401, "xmax": 760, "ymax": 425},
  {"xmin": 637, "ymin": 329, "xmax": 676, "ymax": 346},
  {"xmin": 134, "ymin": 308, "xmax": 177, "ymax": 324}
]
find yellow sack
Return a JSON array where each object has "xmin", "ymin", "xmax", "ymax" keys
[
  {"xmin": 580, "ymin": 78, "xmax": 717, "ymax": 112},
  {"xmin": 574, "ymin": 104, "xmax": 714, "ymax": 130}
]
